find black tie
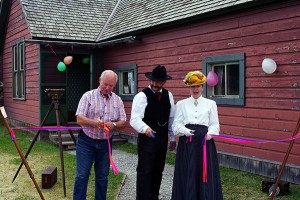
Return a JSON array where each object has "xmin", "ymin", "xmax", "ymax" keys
[{"xmin": 155, "ymin": 92, "xmax": 161, "ymax": 102}]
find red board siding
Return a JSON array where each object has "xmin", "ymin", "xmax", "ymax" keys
[
  {"xmin": 3, "ymin": 0, "xmax": 40, "ymax": 125},
  {"xmin": 103, "ymin": 2, "xmax": 300, "ymax": 165}
]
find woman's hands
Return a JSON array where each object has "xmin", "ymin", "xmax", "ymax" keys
[{"xmin": 206, "ymin": 134, "xmax": 212, "ymax": 140}]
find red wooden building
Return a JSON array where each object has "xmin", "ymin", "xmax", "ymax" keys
[{"xmin": 1, "ymin": 0, "xmax": 299, "ymax": 183}]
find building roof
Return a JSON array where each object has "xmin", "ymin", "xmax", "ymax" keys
[
  {"xmin": 21, "ymin": 0, "xmax": 118, "ymax": 42},
  {"xmin": 14, "ymin": 0, "xmax": 280, "ymax": 42}
]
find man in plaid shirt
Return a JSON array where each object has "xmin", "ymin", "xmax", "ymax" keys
[{"xmin": 74, "ymin": 70, "xmax": 126, "ymax": 200}]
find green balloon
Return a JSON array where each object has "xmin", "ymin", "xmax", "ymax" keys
[
  {"xmin": 57, "ymin": 61, "xmax": 66, "ymax": 72},
  {"xmin": 82, "ymin": 57, "xmax": 90, "ymax": 64}
]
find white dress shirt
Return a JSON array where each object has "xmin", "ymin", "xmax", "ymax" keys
[
  {"xmin": 172, "ymin": 96, "xmax": 220, "ymax": 136},
  {"xmin": 130, "ymin": 86, "xmax": 176, "ymax": 141}
]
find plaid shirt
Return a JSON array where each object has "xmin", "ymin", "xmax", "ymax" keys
[{"xmin": 76, "ymin": 88, "xmax": 126, "ymax": 139}]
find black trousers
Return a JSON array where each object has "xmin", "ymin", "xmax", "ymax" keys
[{"xmin": 136, "ymin": 133, "xmax": 168, "ymax": 200}]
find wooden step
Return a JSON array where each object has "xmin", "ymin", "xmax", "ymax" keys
[
  {"xmin": 49, "ymin": 131, "xmax": 128, "ymax": 150},
  {"xmin": 49, "ymin": 130, "xmax": 78, "ymax": 150}
]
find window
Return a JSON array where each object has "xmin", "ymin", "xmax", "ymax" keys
[
  {"xmin": 116, "ymin": 64, "xmax": 137, "ymax": 101},
  {"xmin": 12, "ymin": 41, "xmax": 25, "ymax": 99},
  {"xmin": 202, "ymin": 53, "xmax": 245, "ymax": 106}
]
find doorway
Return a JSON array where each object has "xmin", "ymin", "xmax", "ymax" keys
[{"xmin": 66, "ymin": 54, "xmax": 91, "ymax": 122}]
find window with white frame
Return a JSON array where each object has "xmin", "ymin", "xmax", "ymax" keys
[
  {"xmin": 202, "ymin": 53, "xmax": 245, "ymax": 106},
  {"xmin": 116, "ymin": 64, "xmax": 137, "ymax": 101},
  {"xmin": 12, "ymin": 41, "xmax": 25, "ymax": 99}
]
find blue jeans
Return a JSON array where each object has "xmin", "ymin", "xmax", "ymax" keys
[{"xmin": 73, "ymin": 132, "xmax": 110, "ymax": 200}]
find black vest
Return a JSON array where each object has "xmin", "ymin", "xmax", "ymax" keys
[{"xmin": 142, "ymin": 87, "xmax": 171, "ymax": 136}]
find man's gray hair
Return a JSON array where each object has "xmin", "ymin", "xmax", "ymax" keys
[{"xmin": 100, "ymin": 70, "xmax": 118, "ymax": 83}]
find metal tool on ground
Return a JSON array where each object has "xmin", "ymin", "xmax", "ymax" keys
[{"xmin": 12, "ymin": 88, "xmax": 76, "ymax": 197}]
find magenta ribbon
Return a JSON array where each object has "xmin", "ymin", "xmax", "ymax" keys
[
  {"xmin": 186, "ymin": 135, "xmax": 207, "ymax": 182},
  {"xmin": 203, "ymin": 138, "xmax": 207, "ymax": 183},
  {"xmin": 193, "ymin": 132, "xmax": 300, "ymax": 183},
  {"xmin": 213, "ymin": 132, "xmax": 300, "ymax": 144},
  {"xmin": 11, "ymin": 125, "xmax": 300, "ymax": 179},
  {"xmin": 12, "ymin": 126, "xmax": 86, "ymax": 131},
  {"xmin": 9, "ymin": 129, "xmax": 16, "ymax": 140},
  {"xmin": 12, "ymin": 125, "xmax": 119, "ymax": 175},
  {"xmin": 201, "ymin": 132, "xmax": 300, "ymax": 183}
]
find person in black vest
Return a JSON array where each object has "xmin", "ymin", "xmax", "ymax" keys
[{"xmin": 130, "ymin": 65, "xmax": 176, "ymax": 200}]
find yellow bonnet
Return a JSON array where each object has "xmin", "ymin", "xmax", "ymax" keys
[{"xmin": 183, "ymin": 71, "xmax": 206, "ymax": 86}]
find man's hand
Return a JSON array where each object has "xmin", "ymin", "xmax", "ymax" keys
[
  {"xmin": 104, "ymin": 121, "xmax": 116, "ymax": 130},
  {"xmin": 145, "ymin": 127, "xmax": 154, "ymax": 138},
  {"xmin": 95, "ymin": 118, "xmax": 104, "ymax": 129},
  {"xmin": 169, "ymin": 141, "xmax": 176, "ymax": 151}
]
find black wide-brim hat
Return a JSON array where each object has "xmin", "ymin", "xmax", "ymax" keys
[{"xmin": 145, "ymin": 65, "xmax": 172, "ymax": 81}]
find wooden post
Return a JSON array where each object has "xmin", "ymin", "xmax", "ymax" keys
[
  {"xmin": 269, "ymin": 117, "xmax": 300, "ymax": 199},
  {"xmin": 0, "ymin": 107, "xmax": 45, "ymax": 200}
]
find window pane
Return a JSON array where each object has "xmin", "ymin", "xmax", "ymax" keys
[
  {"xmin": 19, "ymin": 71, "xmax": 25, "ymax": 97},
  {"xmin": 13, "ymin": 73, "xmax": 18, "ymax": 97},
  {"xmin": 213, "ymin": 65, "xmax": 225, "ymax": 96},
  {"xmin": 120, "ymin": 70, "xmax": 135, "ymax": 95},
  {"xmin": 13, "ymin": 46, "xmax": 18, "ymax": 71},
  {"xmin": 122, "ymin": 71, "xmax": 129, "ymax": 94},
  {"xmin": 227, "ymin": 64, "xmax": 239, "ymax": 95},
  {"xmin": 19, "ymin": 43, "xmax": 24, "ymax": 70},
  {"xmin": 128, "ymin": 71, "xmax": 134, "ymax": 94}
]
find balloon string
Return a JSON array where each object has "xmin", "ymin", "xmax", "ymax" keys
[
  {"xmin": 46, "ymin": 44, "xmax": 63, "ymax": 61},
  {"xmin": 46, "ymin": 44, "xmax": 58, "ymax": 57}
]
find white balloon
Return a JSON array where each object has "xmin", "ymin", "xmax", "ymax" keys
[{"xmin": 262, "ymin": 58, "xmax": 277, "ymax": 74}]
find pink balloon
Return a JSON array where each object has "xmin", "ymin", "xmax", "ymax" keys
[{"xmin": 206, "ymin": 71, "xmax": 218, "ymax": 87}]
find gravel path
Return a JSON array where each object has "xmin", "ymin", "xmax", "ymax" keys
[{"xmin": 113, "ymin": 149, "xmax": 175, "ymax": 200}]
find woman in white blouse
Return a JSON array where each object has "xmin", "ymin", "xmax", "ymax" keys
[{"xmin": 171, "ymin": 71, "xmax": 223, "ymax": 200}]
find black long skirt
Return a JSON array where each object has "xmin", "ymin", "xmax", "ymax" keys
[{"xmin": 171, "ymin": 124, "xmax": 223, "ymax": 200}]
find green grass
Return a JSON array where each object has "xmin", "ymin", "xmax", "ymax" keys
[
  {"xmin": 2, "ymin": 124, "xmax": 300, "ymax": 200},
  {"xmin": 114, "ymin": 143, "xmax": 300, "ymax": 200},
  {"xmin": 0, "ymin": 124, "xmax": 125, "ymax": 200}
]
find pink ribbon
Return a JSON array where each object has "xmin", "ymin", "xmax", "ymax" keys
[
  {"xmin": 9, "ymin": 129, "xmax": 15, "ymax": 140},
  {"xmin": 11, "ymin": 125, "xmax": 300, "ymax": 179},
  {"xmin": 186, "ymin": 136, "xmax": 192, "ymax": 143},
  {"xmin": 203, "ymin": 138, "xmax": 207, "ymax": 183},
  {"xmin": 103, "ymin": 125, "xmax": 119, "ymax": 175},
  {"xmin": 12, "ymin": 126, "xmax": 86, "ymax": 131},
  {"xmin": 186, "ymin": 135, "xmax": 207, "ymax": 182}
]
